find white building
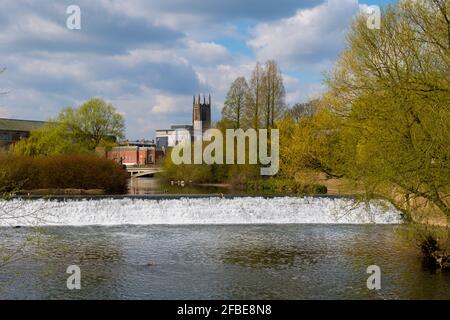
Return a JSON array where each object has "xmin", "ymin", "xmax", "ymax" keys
[{"xmin": 156, "ymin": 125, "xmax": 192, "ymax": 149}]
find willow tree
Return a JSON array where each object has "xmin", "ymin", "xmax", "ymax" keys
[{"xmin": 325, "ymin": 0, "xmax": 450, "ymax": 217}]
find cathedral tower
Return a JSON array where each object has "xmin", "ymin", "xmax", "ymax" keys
[{"xmin": 192, "ymin": 94, "xmax": 211, "ymax": 132}]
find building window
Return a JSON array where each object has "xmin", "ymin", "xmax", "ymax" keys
[{"xmin": 0, "ymin": 133, "xmax": 13, "ymax": 142}]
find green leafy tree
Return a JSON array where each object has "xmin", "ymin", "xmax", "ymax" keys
[
  {"xmin": 277, "ymin": 0, "xmax": 450, "ymax": 220},
  {"xmin": 14, "ymin": 98, "xmax": 125, "ymax": 155},
  {"xmin": 14, "ymin": 122, "xmax": 89, "ymax": 156},
  {"xmin": 322, "ymin": 0, "xmax": 450, "ymax": 217},
  {"xmin": 58, "ymin": 98, "xmax": 125, "ymax": 150}
]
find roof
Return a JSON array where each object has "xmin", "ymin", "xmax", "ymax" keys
[
  {"xmin": 171, "ymin": 124, "xmax": 193, "ymax": 130},
  {"xmin": 156, "ymin": 125, "xmax": 193, "ymax": 134},
  {"xmin": 0, "ymin": 118, "xmax": 46, "ymax": 132},
  {"xmin": 111, "ymin": 146, "xmax": 139, "ymax": 151},
  {"xmin": 128, "ymin": 140, "xmax": 156, "ymax": 147}
]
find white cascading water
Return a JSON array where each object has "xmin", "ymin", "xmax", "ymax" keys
[{"xmin": 0, "ymin": 197, "xmax": 403, "ymax": 227}]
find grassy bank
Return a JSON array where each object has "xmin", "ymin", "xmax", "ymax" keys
[
  {"xmin": 0, "ymin": 154, "xmax": 129, "ymax": 194},
  {"xmin": 241, "ymin": 179, "xmax": 327, "ymax": 195}
]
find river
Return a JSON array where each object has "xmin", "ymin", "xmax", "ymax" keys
[
  {"xmin": 0, "ymin": 192, "xmax": 449, "ymax": 299},
  {"xmin": 128, "ymin": 177, "xmax": 233, "ymax": 195}
]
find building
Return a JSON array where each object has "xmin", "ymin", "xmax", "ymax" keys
[
  {"xmin": 128, "ymin": 139, "xmax": 156, "ymax": 147},
  {"xmin": 98, "ymin": 145, "xmax": 164, "ymax": 166},
  {"xmin": 192, "ymin": 94, "xmax": 211, "ymax": 132},
  {"xmin": 156, "ymin": 125, "xmax": 192, "ymax": 149},
  {"xmin": 156, "ymin": 94, "xmax": 212, "ymax": 149},
  {"xmin": 0, "ymin": 118, "xmax": 46, "ymax": 151},
  {"xmin": 100, "ymin": 94, "xmax": 213, "ymax": 164}
]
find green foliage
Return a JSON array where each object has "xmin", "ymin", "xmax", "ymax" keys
[
  {"xmin": 400, "ymin": 224, "xmax": 450, "ymax": 269},
  {"xmin": 58, "ymin": 98, "xmax": 125, "ymax": 149},
  {"xmin": 278, "ymin": 0, "xmax": 450, "ymax": 219},
  {"xmin": 0, "ymin": 154, "xmax": 129, "ymax": 194},
  {"xmin": 278, "ymin": 106, "xmax": 345, "ymax": 180},
  {"xmin": 325, "ymin": 0, "xmax": 450, "ymax": 217},
  {"xmin": 14, "ymin": 98, "xmax": 125, "ymax": 156},
  {"xmin": 244, "ymin": 179, "xmax": 327, "ymax": 194},
  {"xmin": 13, "ymin": 122, "xmax": 90, "ymax": 156},
  {"xmin": 160, "ymin": 147, "xmax": 260, "ymax": 184},
  {"xmin": 161, "ymin": 156, "xmax": 215, "ymax": 183}
]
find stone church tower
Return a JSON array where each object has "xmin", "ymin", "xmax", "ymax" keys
[{"xmin": 192, "ymin": 94, "xmax": 211, "ymax": 132}]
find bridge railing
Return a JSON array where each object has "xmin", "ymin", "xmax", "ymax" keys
[{"xmin": 125, "ymin": 164, "xmax": 161, "ymax": 169}]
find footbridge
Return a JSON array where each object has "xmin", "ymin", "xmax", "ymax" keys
[{"xmin": 126, "ymin": 166, "xmax": 164, "ymax": 178}]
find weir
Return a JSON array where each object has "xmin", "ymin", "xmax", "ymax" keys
[{"xmin": 0, "ymin": 197, "xmax": 403, "ymax": 227}]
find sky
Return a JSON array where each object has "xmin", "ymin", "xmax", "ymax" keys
[{"xmin": 0, "ymin": 0, "xmax": 394, "ymax": 139}]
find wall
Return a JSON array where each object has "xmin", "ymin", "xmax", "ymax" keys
[{"xmin": 103, "ymin": 146, "xmax": 160, "ymax": 166}]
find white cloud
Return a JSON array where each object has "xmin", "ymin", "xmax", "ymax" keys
[
  {"xmin": 248, "ymin": 0, "xmax": 360, "ymax": 71},
  {"xmin": 0, "ymin": 106, "xmax": 13, "ymax": 118},
  {"xmin": 151, "ymin": 95, "xmax": 176, "ymax": 113},
  {"xmin": 0, "ymin": 0, "xmax": 374, "ymax": 138},
  {"xmin": 284, "ymin": 74, "xmax": 326, "ymax": 105},
  {"xmin": 6, "ymin": 14, "xmax": 68, "ymax": 39}
]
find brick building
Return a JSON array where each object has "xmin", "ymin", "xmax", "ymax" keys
[{"xmin": 98, "ymin": 145, "xmax": 164, "ymax": 166}]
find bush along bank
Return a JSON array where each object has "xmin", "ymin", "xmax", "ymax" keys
[{"xmin": 0, "ymin": 154, "xmax": 129, "ymax": 195}]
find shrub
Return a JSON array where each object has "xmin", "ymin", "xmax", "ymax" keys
[
  {"xmin": 0, "ymin": 154, "xmax": 129, "ymax": 194},
  {"xmin": 400, "ymin": 225, "xmax": 450, "ymax": 270},
  {"xmin": 160, "ymin": 148, "xmax": 260, "ymax": 184}
]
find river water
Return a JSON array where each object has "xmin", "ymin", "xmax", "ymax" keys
[
  {"xmin": 128, "ymin": 177, "xmax": 232, "ymax": 195},
  {"xmin": 0, "ymin": 196, "xmax": 449, "ymax": 300}
]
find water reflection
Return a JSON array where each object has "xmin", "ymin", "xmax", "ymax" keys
[
  {"xmin": 1, "ymin": 224, "xmax": 450, "ymax": 299},
  {"xmin": 222, "ymin": 244, "xmax": 324, "ymax": 269},
  {"xmin": 0, "ymin": 227, "xmax": 124, "ymax": 299},
  {"xmin": 128, "ymin": 178, "xmax": 161, "ymax": 195},
  {"xmin": 128, "ymin": 177, "xmax": 229, "ymax": 195}
]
